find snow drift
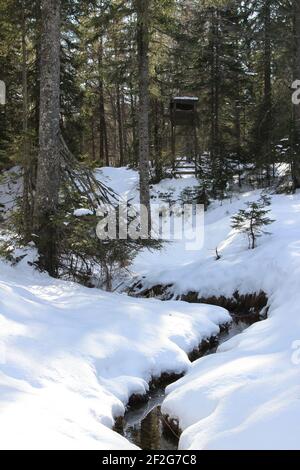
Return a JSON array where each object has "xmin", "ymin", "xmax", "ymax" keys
[{"xmin": 0, "ymin": 257, "xmax": 229, "ymax": 449}]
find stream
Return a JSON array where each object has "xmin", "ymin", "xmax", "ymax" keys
[{"xmin": 117, "ymin": 319, "xmax": 253, "ymax": 450}]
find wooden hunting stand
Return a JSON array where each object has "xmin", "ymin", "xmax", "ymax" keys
[{"xmin": 170, "ymin": 96, "xmax": 199, "ymax": 173}]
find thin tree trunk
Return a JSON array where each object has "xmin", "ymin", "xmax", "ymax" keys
[
  {"xmin": 250, "ymin": 213, "xmax": 255, "ymax": 250},
  {"xmin": 293, "ymin": 0, "xmax": 300, "ymax": 188},
  {"xmin": 210, "ymin": 8, "xmax": 220, "ymax": 162},
  {"xmin": 33, "ymin": 0, "xmax": 41, "ymax": 136},
  {"xmin": 263, "ymin": 0, "xmax": 272, "ymax": 183},
  {"xmin": 153, "ymin": 98, "xmax": 163, "ymax": 181},
  {"xmin": 214, "ymin": 11, "xmax": 220, "ymax": 162},
  {"xmin": 235, "ymin": 74, "xmax": 242, "ymax": 188},
  {"xmin": 121, "ymin": 92, "xmax": 128, "ymax": 159},
  {"xmin": 104, "ymin": 117, "xmax": 109, "ymax": 166},
  {"xmin": 116, "ymin": 84, "xmax": 124, "ymax": 166},
  {"xmin": 210, "ymin": 8, "xmax": 222, "ymax": 194},
  {"xmin": 91, "ymin": 113, "xmax": 96, "ymax": 161},
  {"xmin": 136, "ymin": 0, "xmax": 151, "ymax": 233},
  {"xmin": 129, "ymin": 83, "xmax": 138, "ymax": 165},
  {"xmin": 110, "ymin": 93, "xmax": 118, "ymax": 164},
  {"xmin": 34, "ymin": 0, "xmax": 61, "ymax": 276},
  {"xmin": 171, "ymin": 123, "xmax": 176, "ymax": 170},
  {"xmin": 21, "ymin": 2, "xmax": 32, "ymax": 240},
  {"xmin": 98, "ymin": 37, "xmax": 109, "ymax": 166}
]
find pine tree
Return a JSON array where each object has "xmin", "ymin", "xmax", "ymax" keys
[{"xmin": 231, "ymin": 194, "xmax": 275, "ymax": 249}]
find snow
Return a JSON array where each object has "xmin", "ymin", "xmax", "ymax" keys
[
  {"xmin": 0, "ymin": 257, "xmax": 229, "ymax": 449},
  {"xmin": 1, "ymin": 166, "xmax": 300, "ymax": 450},
  {"xmin": 0, "ymin": 167, "xmax": 22, "ymax": 217},
  {"xmin": 274, "ymin": 162, "xmax": 290, "ymax": 177},
  {"xmin": 97, "ymin": 166, "xmax": 200, "ymax": 207},
  {"xmin": 73, "ymin": 208, "xmax": 94, "ymax": 217},
  {"xmin": 95, "ymin": 167, "xmax": 139, "ymax": 203},
  {"xmin": 131, "ymin": 188, "xmax": 300, "ymax": 450}
]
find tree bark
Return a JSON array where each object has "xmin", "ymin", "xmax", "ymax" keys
[
  {"xmin": 98, "ymin": 37, "xmax": 109, "ymax": 166},
  {"xmin": 153, "ymin": 98, "xmax": 163, "ymax": 181},
  {"xmin": 121, "ymin": 92, "xmax": 128, "ymax": 158},
  {"xmin": 91, "ymin": 113, "xmax": 96, "ymax": 161},
  {"xmin": 210, "ymin": 8, "xmax": 222, "ymax": 194},
  {"xmin": 129, "ymin": 82, "xmax": 138, "ymax": 165},
  {"xmin": 136, "ymin": 0, "xmax": 151, "ymax": 232},
  {"xmin": 209, "ymin": 8, "xmax": 220, "ymax": 162},
  {"xmin": 263, "ymin": 0, "xmax": 272, "ymax": 183},
  {"xmin": 33, "ymin": 0, "xmax": 41, "ymax": 136},
  {"xmin": 293, "ymin": 0, "xmax": 300, "ymax": 188},
  {"xmin": 116, "ymin": 84, "xmax": 124, "ymax": 166},
  {"xmin": 234, "ymin": 68, "xmax": 242, "ymax": 187},
  {"xmin": 34, "ymin": 0, "xmax": 61, "ymax": 276},
  {"xmin": 21, "ymin": 2, "xmax": 32, "ymax": 240}
]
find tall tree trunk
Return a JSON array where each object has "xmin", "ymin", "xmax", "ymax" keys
[
  {"xmin": 33, "ymin": 0, "xmax": 41, "ymax": 136},
  {"xmin": 153, "ymin": 98, "xmax": 163, "ymax": 182},
  {"xmin": 129, "ymin": 82, "xmax": 138, "ymax": 165},
  {"xmin": 34, "ymin": 0, "xmax": 61, "ymax": 276},
  {"xmin": 234, "ymin": 66, "xmax": 242, "ymax": 188},
  {"xmin": 110, "ymin": 93, "xmax": 118, "ymax": 164},
  {"xmin": 210, "ymin": 9, "xmax": 220, "ymax": 162},
  {"xmin": 116, "ymin": 84, "xmax": 124, "ymax": 166},
  {"xmin": 293, "ymin": 0, "xmax": 300, "ymax": 188},
  {"xmin": 21, "ymin": 2, "xmax": 32, "ymax": 240},
  {"xmin": 98, "ymin": 37, "xmax": 109, "ymax": 166},
  {"xmin": 91, "ymin": 113, "xmax": 96, "ymax": 161},
  {"xmin": 121, "ymin": 92, "xmax": 128, "ymax": 158},
  {"xmin": 214, "ymin": 13, "xmax": 220, "ymax": 162},
  {"xmin": 136, "ymin": 0, "xmax": 151, "ymax": 232},
  {"xmin": 104, "ymin": 118, "xmax": 109, "ymax": 166},
  {"xmin": 210, "ymin": 8, "xmax": 222, "ymax": 194},
  {"xmin": 263, "ymin": 0, "xmax": 272, "ymax": 183}
]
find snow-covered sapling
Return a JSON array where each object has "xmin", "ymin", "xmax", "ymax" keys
[{"xmin": 231, "ymin": 195, "xmax": 275, "ymax": 249}]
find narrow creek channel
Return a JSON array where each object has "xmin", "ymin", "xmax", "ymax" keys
[{"xmin": 116, "ymin": 318, "xmax": 258, "ymax": 450}]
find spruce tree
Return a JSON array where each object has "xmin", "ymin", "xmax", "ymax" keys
[{"xmin": 231, "ymin": 194, "xmax": 275, "ymax": 249}]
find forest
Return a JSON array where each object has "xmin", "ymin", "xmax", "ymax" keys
[{"xmin": 0, "ymin": 0, "xmax": 300, "ymax": 453}]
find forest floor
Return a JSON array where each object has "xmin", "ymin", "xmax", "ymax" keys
[{"xmin": 0, "ymin": 167, "xmax": 300, "ymax": 449}]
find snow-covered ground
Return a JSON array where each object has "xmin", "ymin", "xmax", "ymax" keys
[
  {"xmin": 96, "ymin": 166, "xmax": 199, "ymax": 205},
  {"xmin": 1, "ymin": 166, "xmax": 300, "ymax": 450},
  {"xmin": 128, "ymin": 178, "xmax": 300, "ymax": 450},
  {"xmin": 0, "ymin": 254, "xmax": 229, "ymax": 449}
]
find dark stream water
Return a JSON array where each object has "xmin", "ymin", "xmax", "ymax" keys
[{"xmin": 117, "ymin": 320, "xmax": 250, "ymax": 450}]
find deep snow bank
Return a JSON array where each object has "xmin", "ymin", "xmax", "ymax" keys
[
  {"xmin": 133, "ymin": 191, "xmax": 300, "ymax": 450},
  {"xmin": 0, "ymin": 259, "xmax": 229, "ymax": 449}
]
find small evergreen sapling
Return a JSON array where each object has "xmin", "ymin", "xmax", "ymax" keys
[{"xmin": 231, "ymin": 195, "xmax": 275, "ymax": 249}]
